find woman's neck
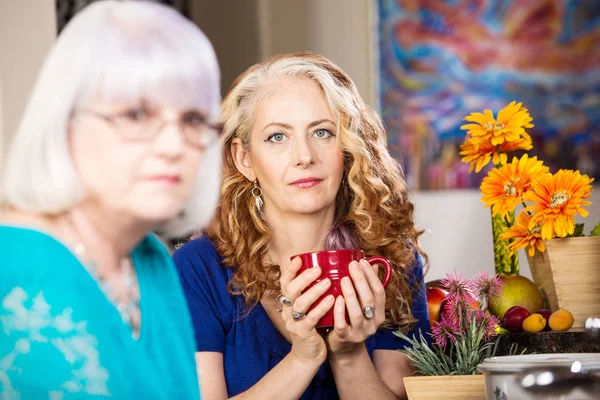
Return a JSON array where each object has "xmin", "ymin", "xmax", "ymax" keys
[
  {"xmin": 2, "ymin": 204, "xmax": 151, "ymax": 273},
  {"xmin": 264, "ymin": 206, "xmax": 335, "ymax": 267},
  {"xmin": 71, "ymin": 203, "xmax": 150, "ymax": 260}
]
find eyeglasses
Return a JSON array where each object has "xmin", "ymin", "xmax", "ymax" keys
[{"xmin": 77, "ymin": 107, "xmax": 223, "ymax": 148}]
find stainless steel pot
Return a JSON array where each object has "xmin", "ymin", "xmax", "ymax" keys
[{"xmin": 478, "ymin": 353, "xmax": 600, "ymax": 399}]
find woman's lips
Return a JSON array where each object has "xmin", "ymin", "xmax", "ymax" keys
[
  {"xmin": 290, "ymin": 177, "xmax": 323, "ymax": 188},
  {"xmin": 148, "ymin": 175, "xmax": 182, "ymax": 185}
]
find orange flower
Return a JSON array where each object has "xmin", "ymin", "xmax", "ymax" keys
[
  {"xmin": 501, "ymin": 212, "xmax": 545, "ymax": 256},
  {"xmin": 480, "ymin": 154, "xmax": 549, "ymax": 218},
  {"xmin": 460, "ymin": 134, "xmax": 533, "ymax": 173},
  {"xmin": 494, "ymin": 101, "xmax": 534, "ymax": 145},
  {"xmin": 461, "ymin": 101, "xmax": 533, "ymax": 147},
  {"xmin": 461, "ymin": 109, "xmax": 497, "ymax": 147},
  {"xmin": 525, "ymin": 170, "xmax": 595, "ymax": 239},
  {"xmin": 460, "ymin": 102, "xmax": 534, "ymax": 173}
]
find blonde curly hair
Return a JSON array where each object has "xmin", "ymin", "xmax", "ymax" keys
[{"xmin": 207, "ymin": 53, "xmax": 427, "ymax": 331}]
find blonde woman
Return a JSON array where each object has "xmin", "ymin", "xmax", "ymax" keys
[
  {"xmin": 174, "ymin": 53, "xmax": 430, "ymax": 400},
  {"xmin": 0, "ymin": 1, "xmax": 220, "ymax": 397}
]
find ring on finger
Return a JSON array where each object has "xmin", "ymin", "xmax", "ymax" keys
[
  {"xmin": 292, "ymin": 310, "xmax": 305, "ymax": 321},
  {"xmin": 363, "ymin": 305, "xmax": 375, "ymax": 319},
  {"xmin": 278, "ymin": 294, "xmax": 294, "ymax": 307}
]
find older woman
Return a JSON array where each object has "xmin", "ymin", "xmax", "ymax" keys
[
  {"xmin": 174, "ymin": 53, "xmax": 430, "ymax": 400},
  {"xmin": 0, "ymin": 1, "xmax": 220, "ymax": 398}
]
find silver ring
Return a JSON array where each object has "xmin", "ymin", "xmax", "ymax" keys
[
  {"xmin": 279, "ymin": 295, "xmax": 293, "ymax": 307},
  {"xmin": 292, "ymin": 311, "xmax": 305, "ymax": 321},
  {"xmin": 363, "ymin": 305, "xmax": 375, "ymax": 319}
]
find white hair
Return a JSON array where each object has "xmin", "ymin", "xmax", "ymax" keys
[{"xmin": 1, "ymin": 0, "xmax": 221, "ymax": 237}]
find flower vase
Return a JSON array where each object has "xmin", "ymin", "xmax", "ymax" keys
[{"xmin": 491, "ymin": 210, "xmax": 519, "ymax": 275}]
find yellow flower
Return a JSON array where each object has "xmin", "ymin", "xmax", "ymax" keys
[
  {"xmin": 480, "ymin": 154, "xmax": 549, "ymax": 218},
  {"xmin": 525, "ymin": 170, "xmax": 595, "ymax": 239},
  {"xmin": 460, "ymin": 102, "xmax": 534, "ymax": 173},
  {"xmin": 460, "ymin": 134, "xmax": 533, "ymax": 173},
  {"xmin": 500, "ymin": 212, "xmax": 545, "ymax": 256},
  {"xmin": 461, "ymin": 101, "xmax": 533, "ymax": 147},
  {"xmin": 494, "ymin": 101, "xmax": 534, "ymax": 145},
  {"xmin": 461, "ymin": 109, "xmax": 497, "ymax": 146}
]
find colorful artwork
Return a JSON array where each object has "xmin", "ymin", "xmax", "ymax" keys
[{"xmin": 378, "ymin": 0, "xmax": 600, "ymax": 190}]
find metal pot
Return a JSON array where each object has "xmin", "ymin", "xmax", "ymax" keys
[{"xmin": 478, "ymin": 353, "xmax": 600, "ymax": 399}]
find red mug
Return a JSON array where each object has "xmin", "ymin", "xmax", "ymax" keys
[{"xmin": 292, "ymin": 249, "xmax": 393, "ymax": 328}]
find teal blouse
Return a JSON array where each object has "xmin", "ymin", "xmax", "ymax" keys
[{"xmin": 0, "ymin": 226, "xmax": 200, "ymax": 399}]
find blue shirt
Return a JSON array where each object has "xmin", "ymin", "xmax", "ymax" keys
[
  {"xmin": 174, "ymin": 236, "xmax": 430, "ymax": 399},
  {"xmin": 0, "ymin": 226, "xmax": 200, "ymax": 399}
]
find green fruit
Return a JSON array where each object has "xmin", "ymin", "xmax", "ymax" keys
[{"xmin": 488, "ymin": 274, "xmax": 543, "ymax": 319}]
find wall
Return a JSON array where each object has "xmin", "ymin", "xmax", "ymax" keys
[
  {"xmin": 0, "ymin": 0, "xmax": 56, "ymax": 167},
  {"xmin": 189, "ymin": 0, "xmax": 375, "ymax": 106}
]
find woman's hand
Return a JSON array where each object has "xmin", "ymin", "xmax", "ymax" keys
[
  {"xmin": 280, "ymin": 257, "xmax": 336, "ymax": 366},
  {"xmin": 326, "ymin": 259, "xmax": 387, "ymax": 357}
]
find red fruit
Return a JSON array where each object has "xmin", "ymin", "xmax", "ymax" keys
[
  {"xmin": 536, "ymin": 309, "xmax": 552, "ymax": 331},
  {"xmin": 426, "ymin": 287, "xmax": 448, "ymax": 327},
  {"xmin": 503, "ymin": 306, "xmax": 531, "ymax": 332}
]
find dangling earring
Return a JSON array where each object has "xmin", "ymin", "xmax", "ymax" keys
[{"xmin": 252, "ymin": 180, "xmax": 263, "ymax": 212}]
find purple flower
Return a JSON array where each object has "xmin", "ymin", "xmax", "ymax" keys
[
  {"xmin": 472, "ymin": 272, "xmax": 504, "ymax": 301},
  {"xmin": 431, "ymin": 314, "xmax": 460, "ymax": 349},
  {"xmin": 473, "ymin": 309, "xmax": 500, "ymax": 341},
  {"xmin": 440, "ymin": 272, "xmax": 473, "ymax": 299}
]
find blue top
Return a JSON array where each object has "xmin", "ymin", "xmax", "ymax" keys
[
  {"xmin": 0, "ymin": 226, "xmax": 200, "ymax": 399},
  {"xmin": 174, "ymin": 237, "xmax": 430, "ymax": 400}
]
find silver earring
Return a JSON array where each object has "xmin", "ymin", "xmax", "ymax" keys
[{"xmin": 251, "ymin": 180, "xmax": 263, "ymax": 211}]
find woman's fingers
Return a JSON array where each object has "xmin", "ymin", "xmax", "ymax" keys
[
  {"xmin": 349, "ymin": 260, "xmax": 377, "ymax": 311},
  {"xmin": 292, "ymin": 278, "xmax": 331, "ymax": 314},
  {"xmin": 333, "ymin": 296, "xmax": 348, "ymax": 331},
  {"xmin": 284, "ymin": 266, "xmax": 322, "ymax": 300},
  {"xmin": 303, "ymin": 295, "xmax": 335, "ymax": 327},
  {"xmin": 360, "ymin": 260, "xmax": 387, "ymax": 321},
  {"xmin": 340, "ymin": 274, "xmax": 365, "ymax": 327},
  {"xmin": 279, "ymin": 256, "xmax": 303, "ymax": 291}
]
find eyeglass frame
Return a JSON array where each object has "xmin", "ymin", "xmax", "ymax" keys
[{"xmin": 74, "ymin": 108, "xmax": 224, "ymax": 149}]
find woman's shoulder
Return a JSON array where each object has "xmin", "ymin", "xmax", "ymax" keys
[
  {"xmin": 0, "ymin": 225, "xmax": 79, "ymax": 281},
  {"xmin": 172, "ymin": 235, "xmax": 223, "ymax": 266},
  {"xmin": 172, "ymin": 235, "xmax": 230, "ymax": 282}
]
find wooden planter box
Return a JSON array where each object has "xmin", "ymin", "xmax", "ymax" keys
[
  {"xmin": 403, "ymin": 375, "xmax": 485, "ymax": 399},
  {"xmin": 527, "ymin": 236, "xmax": 600, "ymax": 328}
]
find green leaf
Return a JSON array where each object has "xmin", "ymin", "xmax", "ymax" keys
[
  {"xmin": 566, "ymin": 223, "xmax": 585, "ymax": 237},
  {"xmin": 590, "ymin": 222, "xmax": 600, "ymax": 237}
]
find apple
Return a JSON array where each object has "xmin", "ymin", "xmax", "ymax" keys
[
  {"xmin": 426, "ymin": 287, "xmax": 448, "ymax": 327},
  {"xmin": 536, "ymin": 309, "xmax": 552, "ymax": 331},
  {"xmin": 503, "ymin": 306, "xmax": 531, "ymax": 332}
]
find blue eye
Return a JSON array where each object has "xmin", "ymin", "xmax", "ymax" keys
[
  {"xmin": 123, "ymin": 107, "xmax": 150, "ymax": 121},
  {"xmin": 314, "ymin": 129, "xmax": 333, "ymax": 138},
  {"xmin": 266, "ymin": 133, "xmax": 286, "ymax": 143}
]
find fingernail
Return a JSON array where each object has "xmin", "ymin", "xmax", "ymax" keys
[
  {"xmin": 342, "ymin": 277, "xmax": 352, "ymax": 289},
  {"xmin": 311, "ymin": 267, "xmax": 321, "ymax": 275},
  {"xmin": 319, "ymin": 278, "xmax": 330, "ymax": 287}
]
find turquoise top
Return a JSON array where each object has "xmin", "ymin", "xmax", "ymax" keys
[{"xmin": 0, "ymin": 226, "xmax": 200, "ymax": 399}]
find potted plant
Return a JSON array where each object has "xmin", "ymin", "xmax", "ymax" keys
[{"xmin": 396, "ymin": 272, "xmax": 509, "ymax": 399}]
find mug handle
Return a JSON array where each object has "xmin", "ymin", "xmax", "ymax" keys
[{"xmin": 365, "ymin": 256, "xmax": 393, "ymax": 287}]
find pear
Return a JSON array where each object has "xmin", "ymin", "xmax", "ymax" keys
[{"xmin": 488, "ymin": 274, "xmax": 543, "ymax": 319}]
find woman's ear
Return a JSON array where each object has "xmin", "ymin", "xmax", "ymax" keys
[{"xmin": 231, "ymin": 138, "xmax": 255, "ymax": 181}]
